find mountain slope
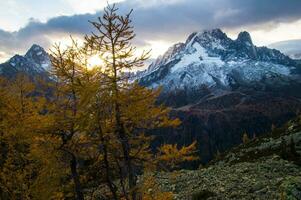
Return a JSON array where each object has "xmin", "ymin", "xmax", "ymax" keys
[
  {"xmin": 149, "ymin": 117, "xmax": 301, "ymax": 200},
  {"xmin": 138, "ymin": 29, "xmax": 301, "ymax": 163}
]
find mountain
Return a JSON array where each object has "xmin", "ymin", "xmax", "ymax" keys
[
  {"xmin": 269, "ymin": 39, "xmax": 301, "ymax": 60},
  {"xmin": 0, "ymin": 44, "xmax": 50, "ymax": 78},
  {"xmin": 139, "ymin": 29, "xmax": 299, "ymax": 105},
  {"xmin": 137, "ymin": 29, "xmax": 301, "ymax": 163}
]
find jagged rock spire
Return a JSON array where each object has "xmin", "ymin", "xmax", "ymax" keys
[{"xmin": 236, "ymin": 31, "xmax": 253, "ymax": 46}]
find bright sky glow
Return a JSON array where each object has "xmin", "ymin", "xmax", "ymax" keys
[
  {"xmin": 145, "ymin": 40, "xmax": 172, "ymax": 58},
  {"xmin": 87, "ymin": 54, "xmax": 104, "ymax": 70}
]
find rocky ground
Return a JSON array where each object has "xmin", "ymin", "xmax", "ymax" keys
[
  {"xmin": 151, "ymin": 118, "xmax": 301, "ymax": 200},
  {"xmin": 154, "ymin": 156, "xmax": 301, "ymax": 200}
]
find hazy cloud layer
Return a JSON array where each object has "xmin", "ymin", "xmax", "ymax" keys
[
  {"xmin": 269, "ymin": 39, "xmax": 301, "ymax": 59},
  {"xmin": 1, "ymin": 0, "xmax": 301, "ymax": 60}
]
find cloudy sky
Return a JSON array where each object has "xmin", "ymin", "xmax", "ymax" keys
[{"xmin": 0, "ymin": 0, "xmax": 301, "ymax": 62}]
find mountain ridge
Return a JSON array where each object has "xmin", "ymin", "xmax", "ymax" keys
[{"xmin": 139, "ymin": 29, "xmax": 298, "ymax": 98}]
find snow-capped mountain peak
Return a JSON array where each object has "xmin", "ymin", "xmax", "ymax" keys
[
  {"xmin": 138, "ymin": 29, "xmax": 299, "ymax": 96},
  {"xmin": 25, "ymin": 44, "xmax": 51, "ymax": 70}
]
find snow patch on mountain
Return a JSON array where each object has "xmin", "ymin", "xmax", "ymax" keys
[
  {"xmin": 171, "ymin": 42, "xmax": 224, "ymax": 73},
  {"xmin": 25, "ymin": 44, "xmax": 51, "ymax": 70}
]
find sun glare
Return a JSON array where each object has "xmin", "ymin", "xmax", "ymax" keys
[
  {"xmin": 146, "ymin": 40, "xmax": 172, "ymax": 58},
  {"xmin": 87, "ymin": 55, "xmax": 104, "ymax": 70}
]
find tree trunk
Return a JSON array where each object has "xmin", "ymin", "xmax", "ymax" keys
[
  {"xmin": 70, "ymin": 154, "xmax": 84, "ymax": 200},
  {"xmin": 102, "ymin": 138, "xmax": 119, "ymax": 200},
  {"xmin": 115, "ymin": 103, "xmax": 137, "ymax": 200},
  {"xmin": 111, "ymin": 35, "xmax": 136, "ymax": 200},
  {"xmin": 96, "ymin": 105, "xmax": 118, "ymax": 200}
]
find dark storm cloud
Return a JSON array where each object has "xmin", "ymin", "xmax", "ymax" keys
[
  {"xmin": 1, "ymin": 0, "xmax": 301, "ymax": 58},
  {"xmin": 127, "ymin": 0, "xmax": 301, "ymax": 40},
  {"xmin": 0, "ymin": 13, "xmax": 98, "ymax": 56}
]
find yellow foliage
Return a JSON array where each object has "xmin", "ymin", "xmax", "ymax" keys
[
  {"xmin": 0, "ymin": 5, "xmax": 199, "ymax": 200},
  {"xmin": 0, "ymin": 75, "xmax": 64, "ymax": 199},
  {"xmin": 157, "ymin": 141, "xmax": 199, "ymax": 170}
]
